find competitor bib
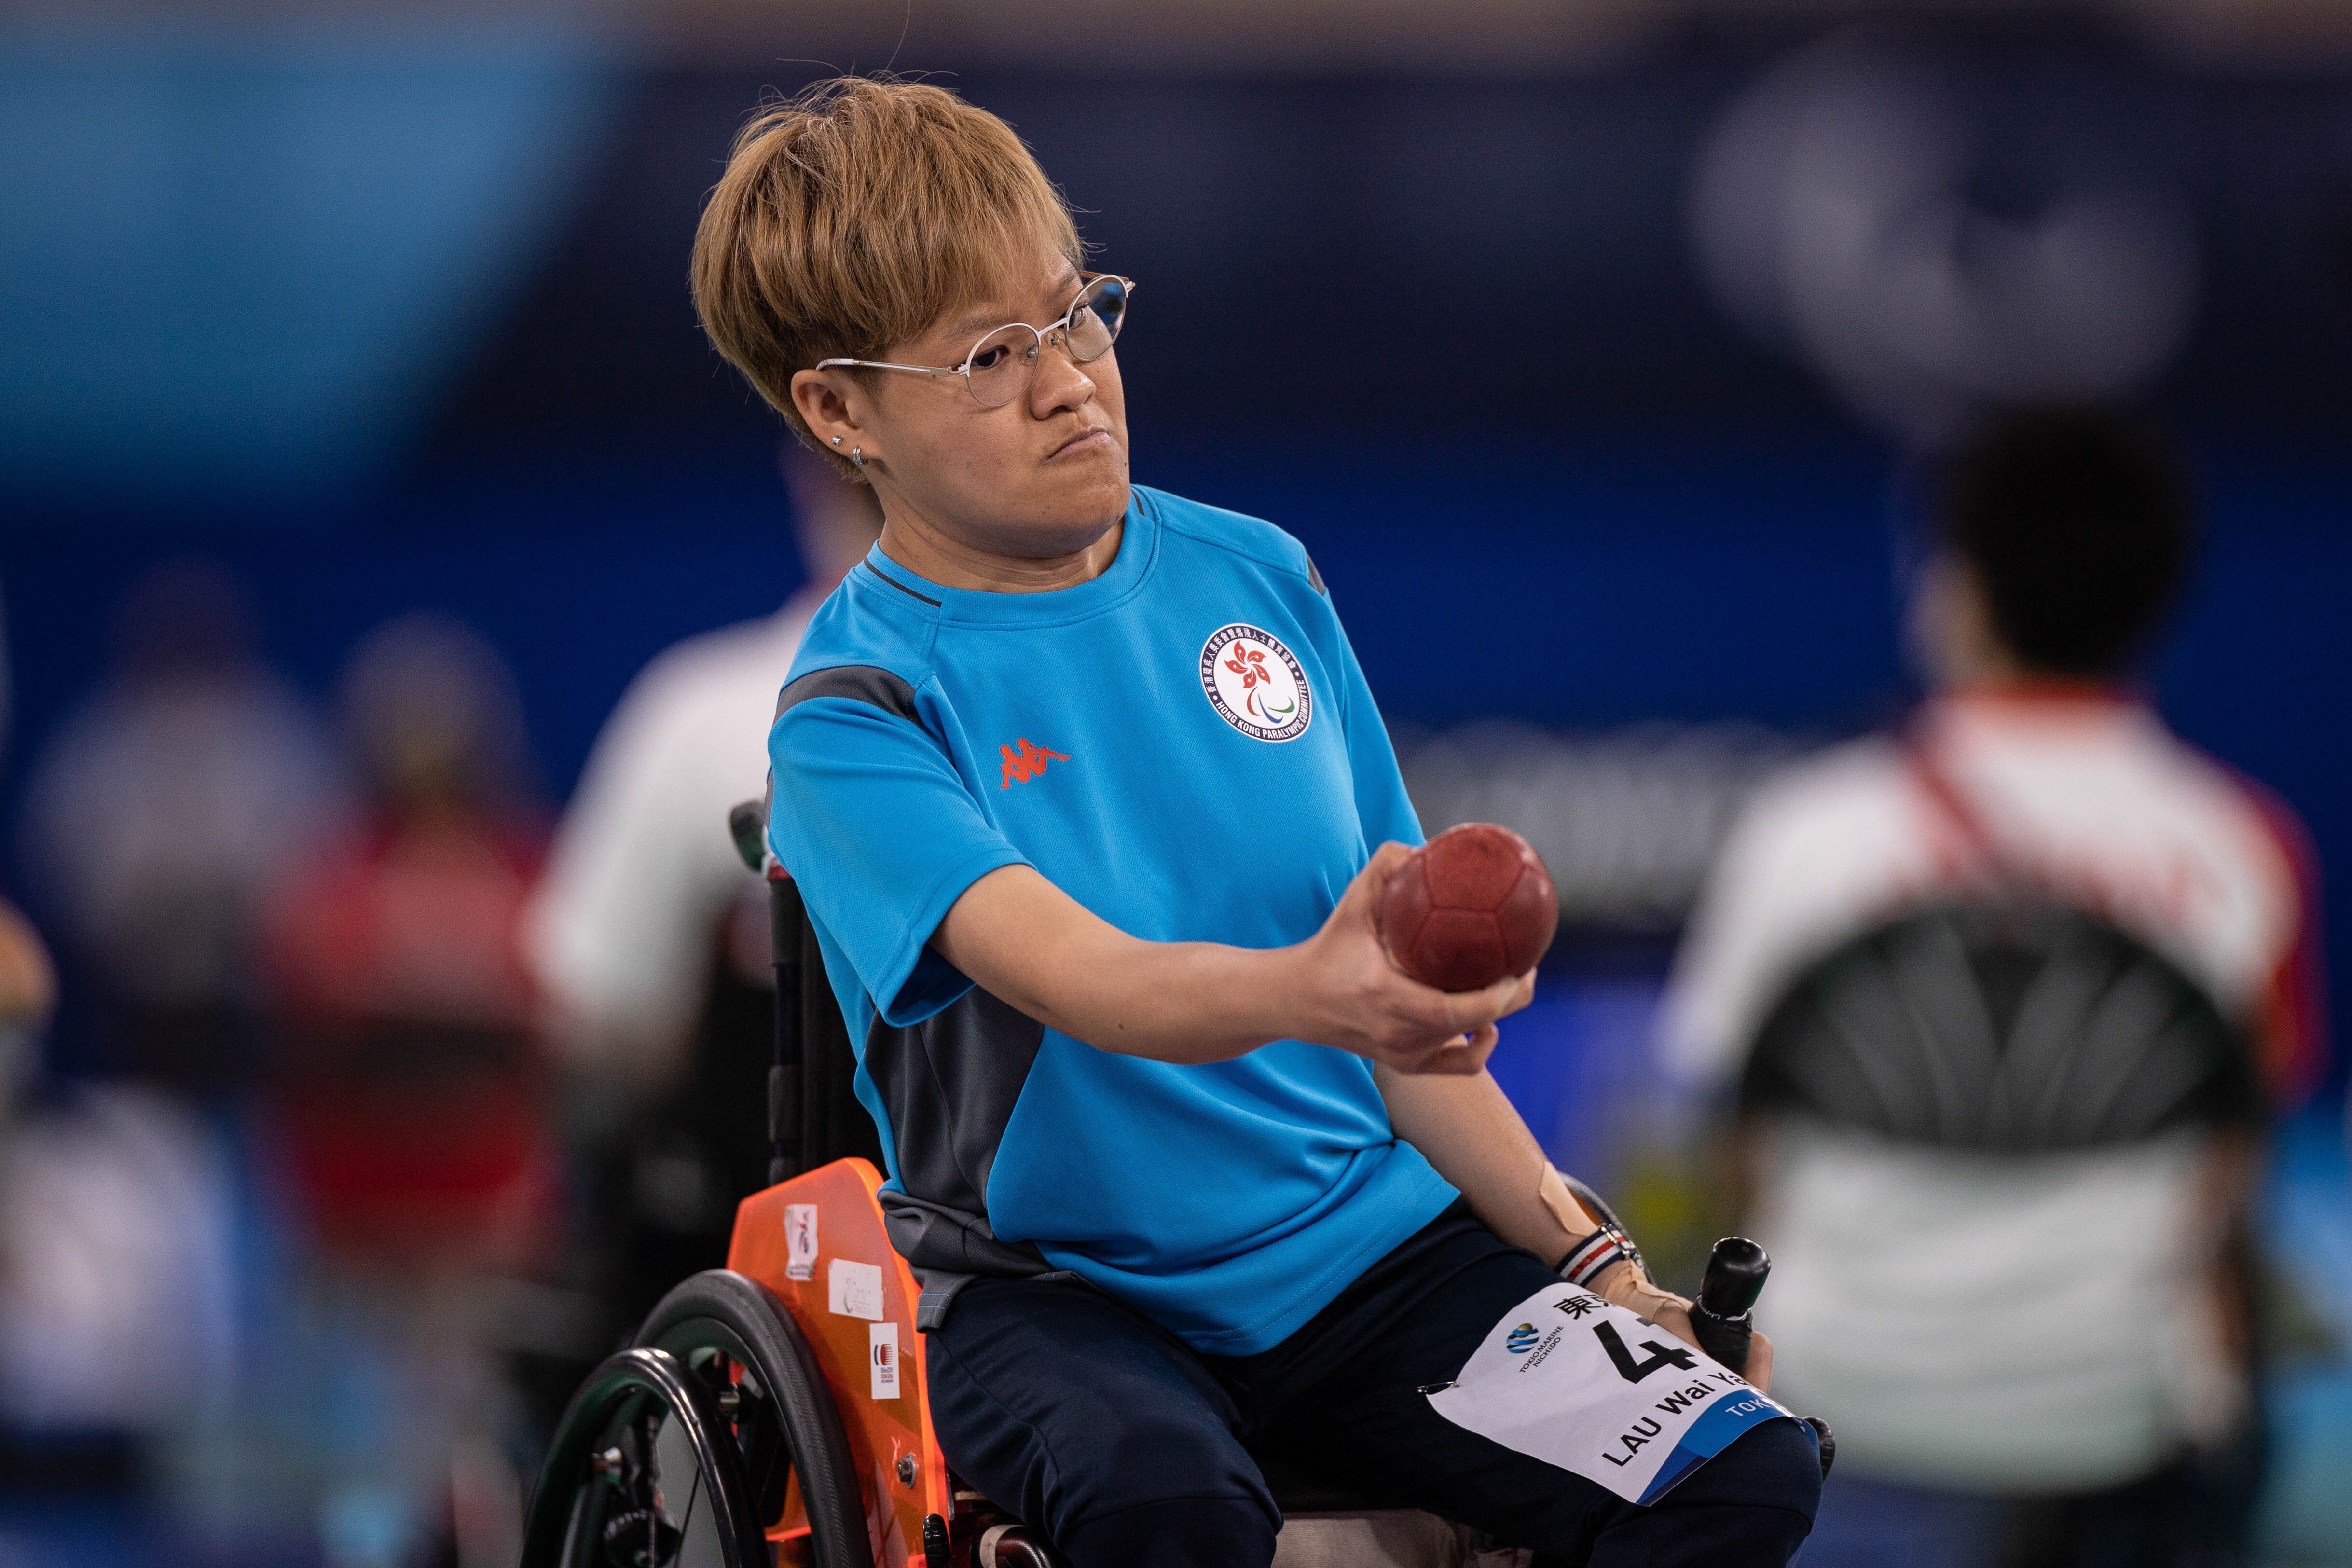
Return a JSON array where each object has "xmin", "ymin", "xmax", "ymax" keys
[{"xmin": 1426, "ymin": 1285, "xmax": 1796, "ymax": 1505}]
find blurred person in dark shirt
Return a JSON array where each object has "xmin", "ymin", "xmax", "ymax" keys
[
  {"xmin": 22, "ymin": 560, "xmax": 340, "ymax": 1095},
  {"xmin": 525, "ymin": 448, "xmax": 880, "ymax": 1325},
  {"xmin": 1664, "ymin": 409, "xmax": 2323, "ymax": 1568}
]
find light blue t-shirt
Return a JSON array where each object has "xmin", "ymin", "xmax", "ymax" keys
[{"xmin": 767, "ymin": 483, "xmax": 1456, "ymax": 1355}]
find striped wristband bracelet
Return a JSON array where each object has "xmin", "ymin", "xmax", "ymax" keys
[{"xmin": 1556, "ymin": 1222, "xmax": 1643, "ymax": 1288}]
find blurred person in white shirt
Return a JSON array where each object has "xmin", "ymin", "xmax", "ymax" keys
[
  {"xmin": 525, "ymin": 448, "xmax": 881, "ymax": 1319},
  {"xmin": 1663, "ymin": 408, "xmax": 2323, "ymax": 1568},
  {"xmin": 20, "ymin": 561, "xmax": 342, "ymax": 1095}
]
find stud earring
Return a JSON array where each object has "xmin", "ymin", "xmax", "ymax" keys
[{"xmin": 831, "ymin": 436, "xmax": 842, "ymax": 446}]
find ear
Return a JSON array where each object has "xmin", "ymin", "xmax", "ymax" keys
[
  {"xmin": 790, "ymin": 368, "xmax": 864, "ymax": 453},
  {"xmin": 1911, "ymin": 553, "xmax": 2007, "ymax": 687}
]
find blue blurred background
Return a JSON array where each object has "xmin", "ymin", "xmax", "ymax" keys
[{"xmin": 2, "ymin": 3, "xmax": 2349, "ymax": 1564}]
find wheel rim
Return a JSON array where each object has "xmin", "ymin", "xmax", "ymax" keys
[
  {"xmin": 629, "ymin": 1273, "xmax": 870, "ymax": 1568},
  {"xmin": 523, "ymin": 1348, "xmax": 763, "ymax": 1568},
  {"xmin": 650, "ymin": 1326, "xmax": 793, "ymax": 1529}
]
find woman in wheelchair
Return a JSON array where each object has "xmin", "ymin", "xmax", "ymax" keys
[{"xmin": 548, "ymin": 75, "xmax": 1821, "ymax": 1568}]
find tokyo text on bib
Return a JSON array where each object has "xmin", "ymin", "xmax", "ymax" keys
[{"xmin": 1426, "ymin": 1285, "xmax": 1796, "ymax": 1505}]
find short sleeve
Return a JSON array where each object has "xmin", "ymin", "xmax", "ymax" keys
[{"xmin": 768, "ymin": 672, "xmax": 1028, "ymax": 1027}]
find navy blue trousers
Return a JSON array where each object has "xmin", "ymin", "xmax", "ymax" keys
[{"xmin": 924, "ymin": 1205, "xmax": 1819, "ymax": 1568}]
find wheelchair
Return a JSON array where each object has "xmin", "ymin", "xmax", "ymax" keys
[{"xmin": 521, "ymin": 806, "xmax": 1801, "ymax": 1568}]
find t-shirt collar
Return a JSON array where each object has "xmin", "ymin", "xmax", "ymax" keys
[{"xmin": 860, "ymin": 493, "xmax": 1152, "ymax": 627}]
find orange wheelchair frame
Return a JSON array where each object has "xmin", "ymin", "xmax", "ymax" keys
[{"xmin": 520, "ymin": 810, "xmax": 1127, "ymax": 1568}]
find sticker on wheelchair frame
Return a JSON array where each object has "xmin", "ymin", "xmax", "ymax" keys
[
  {"xmin": 829, "ymin": 1258, "xmax": 885, "ymax": 1321},
  {"xmin": 870, "ymin": 1322, "xmax": 901, "ymax": 1401},
  {"xmin": 784, "ymin": 1204, "xmax": 818, "ymax": 1282},
  {"xmin": 1425, "ymin": 1285, "xmax": 1794, "ymax": 1505}
]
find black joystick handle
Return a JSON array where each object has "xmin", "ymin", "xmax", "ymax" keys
[
  {"xmin": 1689, "ymin": 1236, "xmax": 1769, "ymax": 1375},
  {"xmin": 1687, "ymin": 1236, "xmax": 1839, "ymax": 1478}
]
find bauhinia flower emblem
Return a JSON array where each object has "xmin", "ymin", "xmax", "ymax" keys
[{"xmin": 1199, "ymin": 624, "xmax": 1312, "ymax": 742}]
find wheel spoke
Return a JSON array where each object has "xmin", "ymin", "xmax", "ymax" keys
[{"xmin": 677, "ymin": 1463, "xmax": 703, "ymax": 1563}]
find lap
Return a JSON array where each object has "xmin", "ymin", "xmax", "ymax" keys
[
  {"xmin": 923, "ymin": 1274, "xmax": 1278, "ymax": 1554},
  {"xmin": 924, "ymin": 1219, "xmax": 1818, "ymax": 1568},
  {"xmin": 1240, "ymin": 1223, "xmax": 1817, "ymax": 1563}
]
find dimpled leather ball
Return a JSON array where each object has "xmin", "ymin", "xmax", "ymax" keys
[{"xmin": 1378, "ymin": 823, "xmax": 1559, "ymax": 993}]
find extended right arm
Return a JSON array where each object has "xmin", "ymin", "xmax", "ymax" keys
[{"xmin": 931, "ymin": 843, "xmax": 1531, "ymax": 1075}]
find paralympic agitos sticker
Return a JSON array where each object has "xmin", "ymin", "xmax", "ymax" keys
[
  {"xmin": 1200, "ymin": 624, "xmax": 1311, "ymax": 743},
  {"xmin": 1425, "ymin": 1285, "xmax": 1797, "ymax": 1505}
]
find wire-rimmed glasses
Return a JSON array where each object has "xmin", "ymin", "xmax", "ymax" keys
[{"xmin": 816, "ymin": 274, "xmax": 1133, "ymax": 409}]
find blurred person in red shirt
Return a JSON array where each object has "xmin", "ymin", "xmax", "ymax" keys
[
  {"xmin": 1663, "ymin": 409, "xmax": 2323, "ymax": 1568},
  {"xmin": 261, "ymin": 611, "xmax": 554, "ymax": 1270}
]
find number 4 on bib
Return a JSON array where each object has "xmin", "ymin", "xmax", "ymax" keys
[
  {"xmin": 1426, "ymin": 1287, "xmax": 1799, "ymax": 1505},
  {"xmin": 1595, "ymin": 1321, "xmax": 1699, "ymax": 1383}
]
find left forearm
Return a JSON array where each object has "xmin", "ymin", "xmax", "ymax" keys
[
  {"xmin": 1375, "ymin": 1065, "xmax": 1596, "ymax": 1262},
  {"xmin": 1376, "ymin": 1064, "xmax": 1774, "ymax": 1386},
  {"xmin": 1376, "ymin": 1065, "xmax": 1679, "ymax": 1312}
]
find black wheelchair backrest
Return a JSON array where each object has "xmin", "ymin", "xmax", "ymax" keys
[{"xmin": 731, "ymin": 798, "xmax": 887, "ymax": 1182}]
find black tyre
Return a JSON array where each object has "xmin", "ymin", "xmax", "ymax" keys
[
  {"xmin": 521, "ymin": 1347, "xmax": 767, "ymax": 1568},
  {"xmin": 634, "ymin": 1269, "xmax": 872, "ymax": 1568}
]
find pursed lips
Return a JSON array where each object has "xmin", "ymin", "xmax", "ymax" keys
[{"xmin": 1047, "ymin": 426, "xmax": 1114, "ymax": 461}]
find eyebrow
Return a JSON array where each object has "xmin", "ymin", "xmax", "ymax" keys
[
  {"xmin": 942, "ymin": 306, "xmax": 1002, "ymax": 341},
  {"xmin": 940, "ymin": 269, "xmax": 1086, "ymax": 344}
]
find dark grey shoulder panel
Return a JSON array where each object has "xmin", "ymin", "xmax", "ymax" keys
[
  {"xmin": 1306, "ymin": 554, "xmax": 1327, "ymax": 595},
  {"xmin": 776, "ymin": 664, "xmax": 921, "ymax": 724},
  {"xmin": 864, "ymin": 987, "xmax": 1050, "ymax": 1281}
]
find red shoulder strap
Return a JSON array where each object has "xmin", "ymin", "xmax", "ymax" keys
[{"xmin": 1903, "ymin": 728, "xmax": 2017, "ymax": 886}]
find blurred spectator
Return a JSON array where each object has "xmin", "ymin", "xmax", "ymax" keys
[
  {"xmin": 525, "ymin": 448, "xmax": 881, "ymax": 1321},
  {"xmin": 0, "ymin": 898, "xmax": 55, "ymax": 1125},
  {"xmin": 0, "ymin": 571, "xmax": 238, "ymax": 1495},
  {"xmin": 239, "ymin": 613, "xmax": 552, "ymax": 1568},
  {"xmin": 20, "ymin": 560, "xmax": 341, "ymax": 1094},
  {"xmin": 0, "ymin": 1083, "xmax": 234, "ymax": 1446},
  {"xmin": 261, "ymin": 610, "xmax": 552, "ymax": 1266},
  {"xmin": 1663, "ymin": 409, "xmax": 2324, "ymax": 1567}
]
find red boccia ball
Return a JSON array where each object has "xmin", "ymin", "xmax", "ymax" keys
[{"xmin": 1378, "ymin": 823, "xmax": 1559, "ymax": 992}]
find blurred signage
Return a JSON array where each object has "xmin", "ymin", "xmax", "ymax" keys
[
  {"xmin": 0, "ymin": 29, "xmax": 616, "ymax": 509},
  {"xmin": 1400, "ymin": 721, "xmax": 1801, "ymax": 932}
]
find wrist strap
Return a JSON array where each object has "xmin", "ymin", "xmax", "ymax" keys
[{"xmin": 1556, "ymin": 1222, "xmax": 1642, "ymax": 1288}]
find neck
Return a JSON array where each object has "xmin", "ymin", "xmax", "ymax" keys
[{"xmin": 876, "ymin": 506, "xmax": 1124, "ymax": 595}]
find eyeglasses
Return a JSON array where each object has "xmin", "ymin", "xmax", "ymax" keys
[{"xmin": 817, "ymin": 274, "xmax": 1133, "ymax": 409}]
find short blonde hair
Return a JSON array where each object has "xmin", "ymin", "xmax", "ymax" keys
[{"xmin": 692, "ymin": 77, "xmax": 1083, "ymax": 477}]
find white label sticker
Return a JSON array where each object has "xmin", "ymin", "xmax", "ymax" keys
[
  {"xmin": 828, "ymin": 1258, "xmax": 885, "ymax": 1321},
  {"xmin": 869, "ymin": 1321, "xmax": 901, "ymax": 1401},
  {"xmin": 784, "ymin": 1204, "xmax": 819, "ymax": 1282},
  {"xmin": 1426, "ymin": 1285, "xmax": 1793, "ymax": 1505}
]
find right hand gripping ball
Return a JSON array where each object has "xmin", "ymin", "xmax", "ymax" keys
[{"xmin": 1378, "ymin": 823, "xmax": 1559, "ymax": 993}]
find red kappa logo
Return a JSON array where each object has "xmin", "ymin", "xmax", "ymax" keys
[{"xmin": 999, "ymin": 737, "xmax": 1071, "ymax": 789}]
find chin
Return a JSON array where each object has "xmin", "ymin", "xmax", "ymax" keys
[{"xmin": 1025, "ymin": 471, "xmax": 1130, "ymax": 553}]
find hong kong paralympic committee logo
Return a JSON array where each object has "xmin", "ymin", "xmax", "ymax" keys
[
  {"xmin": 1506, "ymin": 1323, "xmax": 1541, "ymax": 1355},
  {"xmin": 1200, "ymin": 624, "xmax": 1312, "ymax": 743}
]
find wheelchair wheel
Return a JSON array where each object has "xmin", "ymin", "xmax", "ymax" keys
[
  {"xmin": 633, "ymin": 1270, "xmax": 872, "ymax": 1568},
  {"xmin": 521, "ymin": 1346, "xmax": 766, "ymax": 1568}
]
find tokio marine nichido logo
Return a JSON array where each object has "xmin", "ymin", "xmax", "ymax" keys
[
  {"xmin": 1200, "ymin": 624, "xmax": 1312, "ymax": 742},
  {"xmin": 1506, "ymin": 1323, "xmax": 1542, "ymax": 1355}
]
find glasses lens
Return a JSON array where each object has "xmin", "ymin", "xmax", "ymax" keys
[
  {"xmin": 964, "ymin": 325, "xmax": 1040, "ymax": 407},
  {"xmin": 1063, "ymin": 277, "xmax": 1127, "ymax": 362}
]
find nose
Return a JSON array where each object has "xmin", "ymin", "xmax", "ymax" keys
[{"xmin": 1028, "ymin": 331, "xmax": 1097, "ymax": 416}]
